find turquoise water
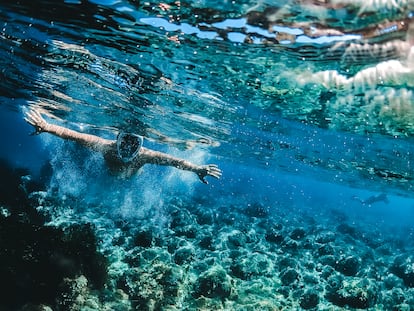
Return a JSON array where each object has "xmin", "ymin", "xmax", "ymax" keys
[{"xmin": 1, "ymin": 0, "xmax": 414, "ymax": 310}]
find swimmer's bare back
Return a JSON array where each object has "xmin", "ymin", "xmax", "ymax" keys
[{"xmin": 25, "ymin": 108, "xmax": 222, "ymax": 184}]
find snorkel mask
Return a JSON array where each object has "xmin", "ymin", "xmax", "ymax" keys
[{"xmin": 116, "ymin": 132, "xmax": 143, "ymax": 163}]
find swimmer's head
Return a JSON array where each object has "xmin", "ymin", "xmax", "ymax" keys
[{"xmin": 117, "ymin": 132, "xmax": 143, "ymax": 163}]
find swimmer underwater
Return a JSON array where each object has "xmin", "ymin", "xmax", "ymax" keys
[{"xmin": 24, "ymin": 108, "xmax": 222, "ymax": 184}]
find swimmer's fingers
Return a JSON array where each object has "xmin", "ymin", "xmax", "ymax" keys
[
  {"xmin": 207, "ymin": 164, "xmax": 222, "ymax": 179},
  {"xmin": 197, "ymin": 164, "xmax": 222, "ymax": 184},
  {"xmin": 24, "ymin": 109, "xmax": 40, "ymax": 126},
  {"xmin": 24, "ymin": 109, "xmax": 47, "ymax": 134}
]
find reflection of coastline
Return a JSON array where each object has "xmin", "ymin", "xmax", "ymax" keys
[{"xmin": 352, "ymin": 193, "xmax": 389, "ymax": 206}]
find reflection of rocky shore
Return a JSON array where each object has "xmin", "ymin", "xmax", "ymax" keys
[{"xmin": 2, "ymin": 166, "xmax": 414, "ymax": 310}]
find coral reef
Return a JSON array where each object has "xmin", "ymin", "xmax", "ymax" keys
[
  {"xmin": 0, "ymin": 161, "xmax": 107, "ymax": 311},
  {"xmin": 2, "ymin": 162, "xmax": 414, "ymax": 310}
]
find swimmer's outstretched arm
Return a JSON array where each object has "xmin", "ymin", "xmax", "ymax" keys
[
  {"xmin": 139, "ymin": 148, "xmax": 222, "ymax": 184},
  {"xmin": 25, "ymin": 108, "xmax": 222, "ymax": 183},
  {"xmin": 24, "ymin": 108, "xmax": 114, "ymax": 151}
]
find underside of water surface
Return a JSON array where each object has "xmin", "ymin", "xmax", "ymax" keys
[{"xmin": 1, "ymin": 0, "xmax": 414, "ymax": 310}]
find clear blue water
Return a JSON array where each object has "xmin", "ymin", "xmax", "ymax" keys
[{"xmin": 1, "ymin": 0, "xmax": 414, "ymax": 310}]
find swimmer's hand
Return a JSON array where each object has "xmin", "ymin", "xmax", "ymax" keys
[
  {"xmin": 24, "ymin": 108, "xmax": 48, "ymax": 134},
  {"xmin": 196, "ymin": 164, "xmax": 222, "ymax": 184}
]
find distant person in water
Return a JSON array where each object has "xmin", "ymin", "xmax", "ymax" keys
[
  {"xmin": 24, "ymin": 108, "xmax": 222, "ymax": 184},
  {"xmin": 352, "ymin": 193, "xmax": 389, "ymax": 206}
]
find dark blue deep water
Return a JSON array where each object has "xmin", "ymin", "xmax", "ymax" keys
[{"xmin": 1, "ymin": 0, "xmax": 414, "ymax": 310}]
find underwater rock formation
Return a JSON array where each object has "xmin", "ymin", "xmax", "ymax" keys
[
  {"xmin": 0, "ymin": 211, "xmax": 108, "ymax": 310},
  {"xmin": 193, "ymin": 265, "xmax": 233, "ymax": 299},
  {"xmin": 300, "ymin": 290, "xmax": 319, "ymax": 309},
  {"xmin": 326, "ymin": 277, "xmax": 376, "ymax": 309},
  {"xmin": 335, "ymin": 255, "xmax": 361, "ymax": 276},
  {"xmin": 119, "ymin": 261, "xmax": 183, "ymax": 310},
  {"xmin": 0, "ymin": 161, "xmax": 107, "ymax": 310},
  {"xmin": 2, "ymin": 161, "xmax": 413, "ymax": 311},
  {"xmin": 391, "ymin": 254, "xmax": 414, "ymax": 287}
]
